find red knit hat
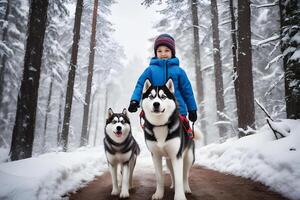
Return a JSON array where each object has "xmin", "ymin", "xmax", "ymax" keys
[{"xmin": 154, "ymin": 34, "xmax": 176, "ymax": 57}]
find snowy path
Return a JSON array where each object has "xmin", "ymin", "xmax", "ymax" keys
[{"xmin": 69, "ymin": 165, "xmax": 287, "ymax": 200}]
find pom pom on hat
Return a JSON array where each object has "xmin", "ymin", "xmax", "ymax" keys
[{"xmin": 154, "ymin": 34, "xmax": 176, "ymax": 57}]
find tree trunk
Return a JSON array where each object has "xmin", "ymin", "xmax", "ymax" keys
[
  {"xmin": 80, "ymin": 0, "xmax": 99, "ymax": 146},
  {"xmin": 87, "ymin": 91, "xmax": 96, "ymax": 143},
  {"xmin": 229, "ymin": 0, "xmax": 240, "ymax": 122},
  {"xmin": 57, "ymin": 90, "xmax": 64, "ymax": 147},
  {"xmin": 93, "ymin": 89, "xmax": 101, "ymax": 146},
  {"xmin": 0, "ymin": 0, "xmax": 11, "ymax": 108},
  {"xmin": 210, "ymin": 0, "xmax": 227, "ymax": 138},
  {"xmin": 42, "ymin": 75, "xmax": 54, "ymax": 152},
  {"xmin": 236, "ymin": 0, "xmax": 255, "ymax": 137},
  {"xmin": 60, "ymin": 0, "xmax": 84, "ymax": 152},
  {"xmin": 190, "ymin": 0, "xmax": 207, "ymax": 145},
  {"xmin": 279, "ymin": 0, "xmax": 300, "ymax": 119},
  {"xmin": 9, "ymin": 0, "xmax": 49, "ymax": 161}
]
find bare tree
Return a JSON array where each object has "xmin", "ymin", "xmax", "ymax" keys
[
  {"xmin": 60, "ymin": 0, "xmax": 84, "ymax": 151},
  {"xmin": 10, "ymin": 0, "xmax": 49, "ymax": 161},
  {"xmin": 190, "ymin": 0, "xmax": 207, "ymax": 144},
  {"xmin": 236, "ymin": 0, "xmax": 255, "ymax": 137},
  {"xmin": 210, "ymin": 0, "xmax": 227, "ymax": 137},
  {"xmin": 279, "ymin": 0, "xmax": 300, "ymax": 119},
  {"xmin": 80, "ymin": 0, "xmax": 99, "ymax": 146}
]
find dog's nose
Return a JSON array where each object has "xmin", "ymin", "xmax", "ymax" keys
[
  {"xmin": 116, "ymin": 126, "xmax": 122, "ymax": 131},
  {"xmin": 153, "ymin": 102, "xmax": 160, "ymax": 109}
]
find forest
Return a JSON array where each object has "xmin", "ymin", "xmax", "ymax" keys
[{"xmin": 0, "ymin": 0, "xmax": 299, "ymax": 161}]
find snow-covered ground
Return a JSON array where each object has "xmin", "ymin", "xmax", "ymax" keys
[
  {"xmin": 0, "ymin": 147, "xmax": 107, "ymax": 200},
  {"xmin": 0, "ymin": 119, "xmax": 299, "ymax": 200},
  {"xmin": 195, "ymin": 119, "xmax": 300, "ymax": 200}
]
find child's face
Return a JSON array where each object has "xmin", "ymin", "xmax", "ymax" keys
[{"xmin": 156, "ymin": 46, "xmax": 172, "ymax": 59}]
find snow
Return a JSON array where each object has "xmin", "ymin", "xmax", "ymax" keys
[
  {"xmin": 195, "ymin": 119, "xmax": 300, "ymax": 200},
  {"xmin": 0, "ymin": 120, "xmax": 300, "ymax": 200},
  {"xmin": 0, "ymin": 147, "xmax": 107, "ymax": 200}
]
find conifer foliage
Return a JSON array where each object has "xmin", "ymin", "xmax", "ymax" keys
[{"xmin": 279, "ymin": 0, "xmax": 300, "ymax": 119}]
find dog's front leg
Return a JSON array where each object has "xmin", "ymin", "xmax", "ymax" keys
[
  {"xmin": 120, "ymin": 164, "xmax": 130, "ymax": 198},
  {"xmin": 109, "ymin": 164, "xmax": 119, "ymax": 195},
  {"xmin": 171, "ymin": 157, "xmax": 186, "ymax": 200},
  {"xmin": 152, "ymin": 154, "xmax": 164, "ymax": 199}
]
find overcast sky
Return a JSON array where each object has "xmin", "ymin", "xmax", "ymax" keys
[{"xmin": 109, "ymin": 0, "xmax": 164, "ymax": 63}]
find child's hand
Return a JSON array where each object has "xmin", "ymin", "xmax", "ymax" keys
[
  {"xmin": 188, "ymin": 111, "xmax": 197, "ymax": 122},
  {"xmin": 128, "ymin": 100, "xmax": 139, "ymax": 112}
]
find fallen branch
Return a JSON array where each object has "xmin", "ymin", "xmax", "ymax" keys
[
  {"xmin": 266, "ymin": 118, "xmax": 288, "ymax": 139},
  {"xmin": 255, "ymin": 99, "xmax": 273, "ymax": 120}
]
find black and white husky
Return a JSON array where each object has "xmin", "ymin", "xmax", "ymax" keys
[
  {"xmin": 104, "ymin": 108, "xmax": 140, "ymax": 198},
  {"xmin": 141, "ymin": 79, "xmax": 200, "ymax": 200}
]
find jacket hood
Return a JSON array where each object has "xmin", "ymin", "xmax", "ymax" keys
[{"xmin": 149, "ymin": 57, "xmax": 179, "ymax": 67}]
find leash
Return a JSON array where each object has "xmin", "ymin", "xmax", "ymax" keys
[
  {"xmin": 139, "ymin": 110, "xmax": 144, "ymax": 129},
  {"xmin": 192, "ymin": 121, "xmax": 195, "ymax": 139}
]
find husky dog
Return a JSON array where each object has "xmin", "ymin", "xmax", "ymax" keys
[
  {"xmin": 104, "ymin": 108, "xmax": 140, "ymax": 198},
  {"xmin": 141, "ymin": 79, "xmax": 198, "ymax": 200}
]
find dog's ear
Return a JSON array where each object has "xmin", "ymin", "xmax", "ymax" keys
[
  {"xmin": 108, "ymin": 108, "xmax": 114, "ymax": 118},
  {"xmin": 143, "ymin": 79, "xmax": 152, "ymax": 93},
  {"xmin": 166, "ymin": 78, "xmax": 175, "ymax": 93},
  {"xmin": 122, "ymin": 108, "xmax": 128, "ymax": 116}
]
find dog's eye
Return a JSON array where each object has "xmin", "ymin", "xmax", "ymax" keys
[
  {"xmin": 112, "ymin": 120, "xmax": 117, "ymax": 124},
  {"xmin": 161, "ymin": 94, "xmax": 167, "ymax": 100},
  {"xmin": 148, "ymin": 94, "xmax": 154, "ymax": 100},
  {"xmin": 120, "ymin": 120, "xmax": 125, "ymax": 124}
]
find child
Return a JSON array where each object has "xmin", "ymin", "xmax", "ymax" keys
[{"xmin": 128, "ymin": 34, "xmax": 197, "ymax": 128}]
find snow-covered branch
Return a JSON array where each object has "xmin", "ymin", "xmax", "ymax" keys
[
  {"xmin": 251, "ymin": 1, "xmax": 279, "ymax": 9},
  {"xmin": 254, "ymin": 35, "xmax": 280, "ymax": 47},
  {"xmin": 265, "ymin": 54, "xmax": 282, "ymax": 70}
]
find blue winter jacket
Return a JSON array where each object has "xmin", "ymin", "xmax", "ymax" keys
[{"xmin": 131, "ymin": 57, "xmax": 197, "ymax": 115}]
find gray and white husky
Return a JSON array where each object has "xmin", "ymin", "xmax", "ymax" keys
[
  {"xmin": 141, "ymin": 79, "xmax": 200, "ymax": 200},
  {"xmin": 104, "ymin": 108, "xmax": 140, "ymax": 198}
]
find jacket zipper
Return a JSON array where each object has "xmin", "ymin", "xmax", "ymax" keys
[{"xmin": 165, "ymin": 60, "xmax": 168, "ymax": 83}]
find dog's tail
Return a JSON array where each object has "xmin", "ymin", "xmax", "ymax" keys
[{"xmin": 192, "ymin": 125, "xmax": 203, "ymax": 141}]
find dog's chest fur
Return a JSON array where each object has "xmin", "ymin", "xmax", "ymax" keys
[
  {"xmin": 106, "ymin": 150, "xmax": 132, "ymax": 165},
  {"xmin": 146, "ymin": 126, "xmax": 180, "ymax": 157}
]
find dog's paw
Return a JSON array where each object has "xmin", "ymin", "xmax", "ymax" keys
[
  {"xmin": 119, "ymin": 190, "xmax": 129, "ymax": 198},
  {"xmin": 174, "ymin": 194, "xmax": 187, "ymax": 200},
  {"xmin": 184, "ymin": 184, "xmax": 192, "ymax": 194},
  {"xmin": 184, "ymin": 187, "xmax": 192, "ymax": 194},
  {"xmin": 152, "ymin": 191, "xmax": 164, "ymax": 199},
  {"xmin": 111, "ymin": 188, "xmax": 120, "ymax": 196}
]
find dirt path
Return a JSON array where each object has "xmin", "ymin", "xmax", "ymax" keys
[{"xmin": 69, "ymin": 165, "xmax": 287, "ymax": 200}]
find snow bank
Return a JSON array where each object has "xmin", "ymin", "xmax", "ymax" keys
[
  {"xmin": 195, "ymin": 119, "xmax": 300, "ymax": 200},
  {"xmin": 0, "ymin": 146, "xmax": 106, "ymax": 200}
]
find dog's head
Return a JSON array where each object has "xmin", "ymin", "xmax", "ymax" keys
[
  {"xmin": 105, "ymin": 108, "xmax": 131, "ymax": 143},
  {"xmin": 141, "ymin": 78, "xmax": 177, "ymax": 126}
]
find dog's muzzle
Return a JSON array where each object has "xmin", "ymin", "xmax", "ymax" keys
[
  {"xmin": 114, "ymin": 126, "xmax": 122, "ymax": 137},
  {"xmin": 152, "ymin": 102, "xmax": 165, "ymax": 113}
]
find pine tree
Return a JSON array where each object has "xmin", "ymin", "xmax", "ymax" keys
[
  {"xmin": 279, "ymin": 0, "xmax": 300, "ymax": 119},
  {"xmin": 0, "ymin": 0, "xmax": 28, "ymax": 147},
  {"xmin": 229, "ymin": 0, "xmax": 239, "ymax": 118},
  {"xmin": 190, "ymin": 0, "xmax": 207, "ymax": 144},
  {"xmin": 60, "ymin": 0, "xmax": 84, "ymax": 151},
  {"xmin": 80, "ymin": 0, "xmax": 99, "ymax": 146},
  {"xmin": 236, "ymin": 0, "xmax": 255, "ymax": 137},
  {"xmin": 10, "ymin": 0, "xmax": 49, "ymax": 160},
  {"xmin": 210, "ymin": 0, "xmax": 227, "ymax": 137}
]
